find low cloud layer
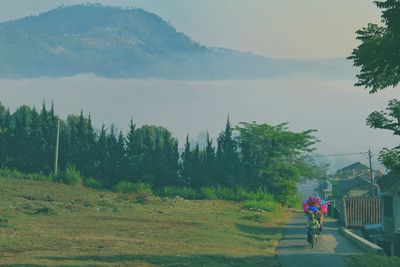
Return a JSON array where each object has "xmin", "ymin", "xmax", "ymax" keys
[{"xmin": 0, "ymin": 76, "xmax": 398, "ymax": 158}]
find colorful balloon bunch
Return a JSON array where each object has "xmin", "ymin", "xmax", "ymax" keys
[{"xmin": 303, "ymin": 195, "xmax": 329, "ymax": 214}]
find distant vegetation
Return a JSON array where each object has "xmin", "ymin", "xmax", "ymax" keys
[
  {"xmin": 0, "ymin": 101, "xmax": 320, "ymax": 205},
  {"xmin": 0, "ymin": 4, "xmax": 355, "ymax": 80}
]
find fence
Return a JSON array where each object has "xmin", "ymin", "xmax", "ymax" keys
[{"xmin": 341, "ymin": 197, "xmax": 381, "ymax": 228}]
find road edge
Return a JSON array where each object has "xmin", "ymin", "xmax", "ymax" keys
[{"xmin": 339, "ymin": 227, "xmax": 384, "ymax": 254}]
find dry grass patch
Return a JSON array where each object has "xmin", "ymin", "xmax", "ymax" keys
[{"xmin": 0, "ymin": 176, "xmax": 290, "ymax": 266}]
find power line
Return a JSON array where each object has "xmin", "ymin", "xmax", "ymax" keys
[{"xmin": 309, "ymin": 152, "xmax": 369, "ymax": 158}]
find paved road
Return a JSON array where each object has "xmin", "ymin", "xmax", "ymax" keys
[{"xmin": 277, "ymin": 212, "xmax": 364, "ymax": 267}]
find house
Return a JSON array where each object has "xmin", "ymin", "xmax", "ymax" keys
[
  {"xmin": 335, "ymin": 162, "xmax": 369, "ymax": 179},
  {"xmin": 335, "ymin": 175, "xmax": 381, "ymax": 228},
  {"xmin": 377, "ymin": 170, "xmax": 400, "ymax": 256},
  {"xmin": 337, "ymin": 175, "xmax": 379, "ymax": 198}
]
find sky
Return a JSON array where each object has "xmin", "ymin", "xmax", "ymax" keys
[
  {"xmin": 0, "ymin": 0, "xmax": 397, "ymax": 170},
  {"xmin": 0, "ymin": 0, "xmax": 381, "ymax": 59}
]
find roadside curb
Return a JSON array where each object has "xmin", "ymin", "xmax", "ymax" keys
[{"xmin": 339, "ymin": 227, "xmax": 384, "ymax": 254}]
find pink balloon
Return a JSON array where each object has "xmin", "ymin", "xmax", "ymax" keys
[
  {"xmin": 303, "ymin": 201, "xmax": 309, "ymax": 213},
  {"xmin": 320, "ymin": 203, "xmax": 328, "ymax": 214}
]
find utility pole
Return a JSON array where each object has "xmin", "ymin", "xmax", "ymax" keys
[
  {"xmin": 369, "ymin": 150, "xmax": 374, "ymax": 197},
  {"xmin": 54, "ymin": 118, "xmax": 60, "ymax": 175}
]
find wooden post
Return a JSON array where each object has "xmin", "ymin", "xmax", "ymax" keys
[
  {"xmin": 369, "ymin": 150, "xmax": 374, "ymax": 197},
  {"xmin": 342, "ymin": 197, "xmax": 348, "ymax": 227},
  {"xmin": 54, "ymin": 118, "xmax": 60, "ymax": 175}
]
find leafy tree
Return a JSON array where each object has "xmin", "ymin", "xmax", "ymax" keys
[
  {"xmin": 349, "ymin": 1, "xmax": 400, "ymax": 170},
  {"xmin": 348, "ymin": 0, "xmax": 400, "ymax": 93},
  {"xmin": 366, "ymin": 99, "xmax": 400, "ymax": 170},
  {"xmin": 235, "ymin": 122, "xmax": 318, "ymax": 202}
]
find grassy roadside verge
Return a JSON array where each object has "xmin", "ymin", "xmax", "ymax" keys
[
  {"xmin": 348, "ymin": 254, "xmax": 400, "ymax": 267},
  {"xmin": 0, "ymin": 176, "xmax": 290, "ymax": 266}
]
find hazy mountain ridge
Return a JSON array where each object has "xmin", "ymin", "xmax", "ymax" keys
[{"xmin": 0, "ymin": 4, "xmax": 356, "ymax": 79}]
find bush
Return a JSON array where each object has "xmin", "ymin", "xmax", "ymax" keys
[
  {"xmin": 199, "ymin": 187, "xmax": 217, "ymax": 199},
  {"xmin": 0, "ymin": 168, "xmax": 50, "ymax": 181},
  {"xmin": 242, "ymin": 200, "xmax": 278, "ymax": 213},
  {"xmin": 115, "ymin": 181, "xmax": 153, "ymax": 195},
  {"xmin": 160, "ymin": 186, "xmax": 197, "ymax": 199},
  {"xmin": 54, "ymin": 165, "xmax": 83, "ymax": 185},
  {"xmin": 198, "ymin": 186, "xmax": 274, "ymax": 201},
  {"xmin": 84, "ymin": 177, "xmax": 103, "ymax": 189},
  {"xmin": 285, "ymin": 195, "xmax": 301, "ymax": 209}
]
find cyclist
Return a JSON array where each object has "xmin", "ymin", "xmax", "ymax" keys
[{"xmin": 306, "ymin": 214, "xmax": 321, "ymax": 243}]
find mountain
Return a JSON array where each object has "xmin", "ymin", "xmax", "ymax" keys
[{"xmin": 0, "ymin": 4, "xmax": 356, "ymax": 80}]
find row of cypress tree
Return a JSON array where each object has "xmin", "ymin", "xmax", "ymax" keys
[{"xmin": 0, "ymin": 102, "xmax": 319, "ymax": 200}]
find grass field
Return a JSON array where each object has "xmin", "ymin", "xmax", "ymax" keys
[{"xmin": 0, "ymin": 176, "xmax": 290, "ymax": 266}]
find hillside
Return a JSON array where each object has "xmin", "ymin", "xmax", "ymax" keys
[
  {"xmin": 0, "ymin": 175, "xmax": 289, "ymax": 266},
  {"xmin": 0, "ymin": 4, "xmax": 355, "ymax": 80}
]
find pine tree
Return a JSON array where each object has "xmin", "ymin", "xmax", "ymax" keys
[
  {"xmin": 114, "ymin": 131, "xmax": 127, "ymax": 183},
  {"xmin": 162, "ymin": 131, "xmax": 180, "ymax": 186},
  {"xmin": 190, "ymin": 143, "xmax": 202, "ymax": 188},
  {"xmin": 126, "ymin": 119, "xmax": 141, "ymax": 183},
  {"xmin": 95, "ymin": 125, "xmax": 109, "ymax": 186},
  {"xmin": 216, "ymin": 117, "xmax": 241, "ymax": 187},
  {"xmin": 11, "ymin": 106, "xmax": 31, "ymax": 172},
  {"xmin": 180, "ymin": 135, "xmax": 192, "ymax": 186},
  {"xmin": 0, "ymin": 103, "xmax": 8, "ymax": 167},
  {"xmin": 202, "ymin": 132, "xmax": 216, "ymax": 186}
]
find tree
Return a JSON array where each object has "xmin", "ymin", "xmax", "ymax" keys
[
  {"xmin": 349, "ymin": 1, "xmax": 400, "ymax": 170},
  {"xmin": 94, "ymin": 125, "xmax": 109, "ymax": 186},
  {"xmin": 366, "ymin": 99, "xmax": 400, "ymax": 170},
  {"xmin": 201, "ymin": 132, "xmax": 216, "ymax": 186},
  {"xmin": 180, "ymin": 135, "xmax": 192, "ymax": 186},
  {"xmin": 0, "ymin": 102, "xmax": 8, "ymax": 167},
  {"xmin": 235, "ymin": 122, "xmax": 318, "ymax": 202},
  {"xmin": 216, "ymin": 117, "xmax": 241, "ymax": 187},
  {"xmin": 348, "ymin": 0, "xmax": 400, "ymax": 93},
  {"xmin": 11, "ymin": 105, "xmax": 32, "ymax": 171},
  {"xmin": 126, "ymin": 119, "xmax": 141, "ymax": 183}
]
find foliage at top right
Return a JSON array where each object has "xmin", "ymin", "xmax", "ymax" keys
[{"xmin": 348, "ymin": 0, "xmax": 400, "ymax": 93}]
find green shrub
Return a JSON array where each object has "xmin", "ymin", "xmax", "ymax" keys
[
  {"xmin": 115, "ymin": 181, "xmax": 153, "ymax": 195},
  {"xmin": 242, "ymin": 200, "xmax": 278, "ymax": 213},
  {"xmin": 285, "ymin": 195, "xmax": 301, "ymax": 209},
  {"xmin": 54, "ymin": 165, "xmax": 83, "ymax": 185},
  {"xmin": 198, "ymin": 186, "xmax": 274, "ymax": 202},
  {"xmin": 199, "ymin": 187, "xmax": 217, "ymax": 199},
  {"xmin": 160, "ymin": 186, "xmax": 197, "ymax": 199},
  {"xmin": 84, "ymin": 177, "xmax": 103, "ymax": 189},
  {"xmin": 0, "ymin": 168, "xmax": 50, "ymax": 181}
]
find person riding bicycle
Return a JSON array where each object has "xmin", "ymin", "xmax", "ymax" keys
[
  {"xmin": 307, "ymin": 210, "xmax": 323, "ymax": 234},
  {"xmin": 315, "ymin": 209, "xmax": 323, "ymax": 233},
  {"xmin": 306, "ymin": 214, "xmax": 321, "ymax": 243}
]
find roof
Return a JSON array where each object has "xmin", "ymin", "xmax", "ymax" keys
[
  {"xmin": 337, "ymin": 175, "xmax": 378, "ymax": 196},
  {"xmin": 337, "ymin": 162, "xmax": 369, "ymax": 173},
  {"xmin": 377, "ymin": 170, "xmax": 400, "ymax": 191}
]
